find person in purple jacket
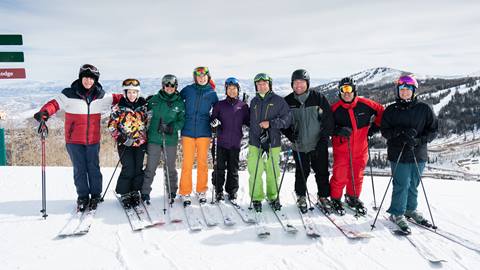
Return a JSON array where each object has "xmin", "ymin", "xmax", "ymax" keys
[{"xmin": 210, "ymin": 77, "xmax": 250, "ymax": 202}]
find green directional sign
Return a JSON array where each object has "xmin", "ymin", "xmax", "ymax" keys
[
  {"xmin": 0, "ymin": 52, "xmax": 24, "ymax": 62},
  {"xmin": 0, "ymin": 34, "xmax": 23, "ymax": 45}
]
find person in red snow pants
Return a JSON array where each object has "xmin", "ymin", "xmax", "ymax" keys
[{"xmin": 329, "ymin": 77, "xmax": 384, "ymax": 215}]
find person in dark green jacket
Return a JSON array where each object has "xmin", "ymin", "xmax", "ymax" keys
[{"xmin": 141, "ymin": 74, "xmax": 185, "ymax": 204}]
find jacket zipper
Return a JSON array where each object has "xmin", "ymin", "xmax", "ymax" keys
[{"xmin": 194, "ymin": 89, "xmax": 202, "ymax": 136}]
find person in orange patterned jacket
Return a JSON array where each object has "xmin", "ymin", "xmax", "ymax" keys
[
  {"xmin": 329, "ymin": 77, "xmax": 384, "ymax": 216},
  {"xmin": 108, "ymin": 78, "xmax": 148, "ymax": 209}
]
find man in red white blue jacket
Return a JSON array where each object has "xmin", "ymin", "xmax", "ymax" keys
[{"xmin": 33, "ymin": 64, "xmax": 122, "ymax": 211}]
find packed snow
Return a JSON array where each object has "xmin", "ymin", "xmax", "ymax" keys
[{"xmin": 0, "ymin": 166, "xmax": 479, "ymax": 270}]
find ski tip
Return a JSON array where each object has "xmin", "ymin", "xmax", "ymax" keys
[
  {"xmin": 257, "ymin": 232, "xmax": 270, "ymax": 239},
  {"xmin": 394, "ymin": 229, "xmax": 411, "ymax": 236}
]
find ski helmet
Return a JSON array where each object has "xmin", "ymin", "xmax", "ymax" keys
[
  {"xmin": 338, "ymin": 77, "xmax": 357, "ymax": 101},
  {"xmin": 122, "ymin": 78, "xmax": 141, "ymax": 96},
  {"xmin": 254, "ymin": 73, "xmax": 272, "ymax": 91},
  {"xmin": 291, "ymin": 69, "xmax": 310, "ymax": 90},
  {"xmin": 396, "ymin": 75, "xmax": 418, "ymax": 100},
  {"xmin": 225, "ymin": 77, "xmax": 240, "ymax": 92},
  {"xmin": 193, "ymin": 66, "xmax": 211, "ymax": 84},
  {"xmin": 162, "ymin": 74, "xmax": 178, "ymax": 89},
  {"xmin": 79, "ymin": 64, "xmax": 100, "ymax": 82}
]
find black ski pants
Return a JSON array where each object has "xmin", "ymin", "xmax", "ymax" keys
[
  {"xmin": 212, "ymin": 145, "xmax": 240, "ymax": 196},
  {"xmin": 293, "ymin": 141, "xmax": 330, "ymax": 197},
  {"xmin": 115, "ymin": 144, "xmax": 146, "ymax": 195}
]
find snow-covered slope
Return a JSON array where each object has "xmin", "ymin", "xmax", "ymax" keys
[
  {"xmin": 1, "ymin": 166, "xmax": 479, "ymax": 269},
  {"xmin": 426, "ymin": 79, "xmax": 480, "ymax": 115},
  {"xmin": 318, "ymin": 67, "xmax": 406, "ymax": 90}
]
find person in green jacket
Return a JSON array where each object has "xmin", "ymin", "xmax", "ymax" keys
[{"xmin": 141, "ymin": 74, "xmax": 185, "ymax": 204}]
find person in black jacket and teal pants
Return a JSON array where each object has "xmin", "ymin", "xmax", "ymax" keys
[{"xmin": 381, "ymin": 75, "xmax": 438, "ymax": 234}]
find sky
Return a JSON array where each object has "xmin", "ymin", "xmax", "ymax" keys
[{"xmin": 1, "ymin": 0, "xmax": 479, "ymax": 82}]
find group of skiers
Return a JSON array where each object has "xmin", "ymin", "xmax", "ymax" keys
[{"xmin": 33, "ymin": 63, "xmax": 438, "ymax": 234}]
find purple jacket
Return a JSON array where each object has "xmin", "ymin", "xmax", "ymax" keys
[{"xmin": 211, "ymin": 98, "xmax": 250, "ymax": 149}]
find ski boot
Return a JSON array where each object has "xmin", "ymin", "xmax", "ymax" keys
[
  {"xmin": 197, "ymin": 192, "xmax": 207, "ymax": 204},
  {"xmin": 227, "ymin": 193, "xmax": 237, "ymax": 205},
  {"xmin": 252, "ymin": 200, "xmax": 262, "ymax": 212},
  {"xmin": 215, "ymin": 192, "xmax": 225, "ymax": 202},
  {"xmin": 77, "ymin": 197, "xmax": 90, "ymax": 212},
  {"xmin": 345, "ymin": 194, "xmax": 367, "ymax": 216},
  {"xmin": 169, "ymin": 192, "xmax": 176, "ymax": 204},
  {"xmin": 120, "ymin": 193, "xmax": 132, "ymax": 209},
  {"xmin": 182, "ymin": 195, "xmax": 192, "ymax": 207},
  {"xmin": 129, "ymin": 191, "xmax": 141, "ymax": 208},
  {"xmin": 141, "ymin": 193, "xmax": 150, "ymax": 205},
  {"xmin": 390, "ymin": 214, "xmax": 411, "ymax": 235},
  {"xmin": 329, "ymin": 198, "xmax": 346, "ymax": 216},
  {"xmin": 89, "ymin": 195, "xmax": 101, "ymax": 210},
  {"xmin": 296, "ymin": 195, "xmax": 308, "ymax": 214},
  {"xmin": 317, "ymin": 196, "xmax": 333, "ymax": 214},
  {"xmin": 405, "ymin": 210, "xmax": 433, "ymax": 228},
  {"xmin": 269, "ymin": 198, "xmax": 282, "ymax": 211}
]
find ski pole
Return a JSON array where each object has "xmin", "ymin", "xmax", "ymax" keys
[
  {"xmin": 412, "ymin": 150, "xmax": 438, "ymax": 230},
  {"xmin": 161, "ymin": 129, "xmax": 173, "ymax": 210},
  {"xmin": 210, "ymin": 131, "xmax": 218, "ymax": 204},
  {"xmin": 371, "ymin": 144, "xmax": 406, "ymax": 230},
  {"xmin": 268, "ymin": 132, "xmax": 282, "ymax": 207},
  {"xmin": 38, "ymin": 120, "xmax": 48, "ymax": 219},
  {"xmin": 347, "ymin": 137, "xmax": 359, "ymax": 217},
  {"xmin": 368, "ymin": 138, "xmax": 378, "ymax": 210},
  {"xmin": 277, "ymin": 148, "xmax": 291, "ymax": 193},
  {"xmin": 367, "ymin": 115, "xmax": 378, "ymax": 210},
  {"xmin": 100, "ymin": 144, "xmax": 127, "ymax": 202},
  {"xmin": 248, "ymin": 136, "xmax": 264, "ymax": 210},
  {"xmin": 293, "ymin": 140, "xmax": 315, "ymax": 211}
]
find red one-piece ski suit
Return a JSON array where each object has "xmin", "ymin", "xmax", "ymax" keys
[{"xmin": 330, "ymin": 96, "xmax": 384, "ymax": 200}]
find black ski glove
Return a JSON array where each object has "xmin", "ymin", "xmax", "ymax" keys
[
  {"xmin": 159, "ymin": 122, "xmax": 174, "ymax": 135},
  {"xmin": 118, "ymin": 134, "xmax": 134, "ymax": 147},
  {"xmin": 368, "ymin": 124, "xmax": 380, "ymax": 137},
  {"xmin": 33, "ymin": 111, "xmax": 49, "ymax": 122},
  {"xmin": 259, "ymin": 129, "xmax": 270, "ymax": 153},
  {"xmin": 335, "ymin": 126, "xmax": 352, "ymax": 138},
  {"xmin": 397, "ymin": 128, "xmax": 418, "ymax": 148}
]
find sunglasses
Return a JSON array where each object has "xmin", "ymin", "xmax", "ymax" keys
[
  {"xmin": 122, "ymin": 79, "xmax": 140, "ymax": 87},
  {"xmin": 398, "ymin": 84, "xmax": 415, "ymax": 91},
  {"xmin": 193, "ymin": 67, "xmax": 209, "ymax": 76},
  {"xmin": 164, "ymin": 82, "xmax": 176, "ymax": 88},
  {"xmin": 339, "ymin": 85, "xmax": 353, "ymax": 93}
]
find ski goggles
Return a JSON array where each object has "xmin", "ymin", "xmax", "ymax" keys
[
  {"xmin": 254, "ymin": 73, "xmax": 271, "ymax": 83},
  {"xmin": 339, "ymin": 85, "xmax": 353, "ymax": 93},
  {"xmin": 79, "ymin": 64, "xmax": 98, "ymax": 74},
  {"xmin": 162, "ymin": 76, "xmax": 177, "ymax": 87},
  {"xmin": 397, "ymin": 76, "xmax": 417, "ymax": 86},
  {"xmin": 398, "ymin": 84, "xmax": 415, "ymax": 91},
  {"xmin": 193, "ymin": 66, "xmax": 209, "ymax": 76},
  {"xmin": 122, "ymin": 78, "xmax": 140, "ymax": 87}
]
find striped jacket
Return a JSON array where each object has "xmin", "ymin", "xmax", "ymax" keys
[{"xmin": 40, "ymin": 79, "xmax": 122, "ymax": 145}]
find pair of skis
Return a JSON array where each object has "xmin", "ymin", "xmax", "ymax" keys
[
  {"xmin": 382, "ymin": 215, "xmax": 447, "ymax": 263},
  {"xmin": 114, "ymin": 192, "xmax": 167, "ymax": 231},
  {"xmin": 310, "ymin": 194, "xmax": 373, "ymax": 240},
  {"xmin": 57, "ymin": 208, "xmax": 96, "ymax": 237}
]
